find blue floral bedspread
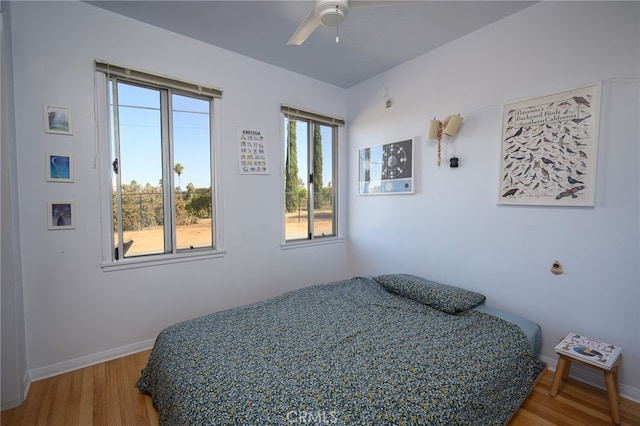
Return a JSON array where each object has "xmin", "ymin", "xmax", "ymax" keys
[{"xmin": 137, "ymin": 277, "xmax": 537, "ymax": 425}]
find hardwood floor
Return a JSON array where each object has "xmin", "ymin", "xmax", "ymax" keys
[
  {"xmin": 2, "ymin": 351, "xmax": 158, "ymax": 426},
  {"xmin": 511, "ymin": 368, "xmax": 639, "ymax": 425},
  {"xmin": 2, "ymin": 350, "xmax": 639, "ymax": 425}
]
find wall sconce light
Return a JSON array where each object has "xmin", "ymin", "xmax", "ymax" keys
[{"xmin": 427, "ymin": 114, "xmax": 463, "ymax": 166}]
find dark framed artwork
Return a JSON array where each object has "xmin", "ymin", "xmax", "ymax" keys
[
  {"xmin": 358, "ymin": 138, "xmax": 414, "ymax": 195},
  {"xmin": 48, "ymin": 201, "xmax": 75, "ymax": 230}
]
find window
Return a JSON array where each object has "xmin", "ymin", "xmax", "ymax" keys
[
  {"xmin": 96, "ymin": 62, "xmax": 221, "ymax": 262},
  {"xmin": 282, "ymin": 106, "xmax": 343, "ymax": 242}
]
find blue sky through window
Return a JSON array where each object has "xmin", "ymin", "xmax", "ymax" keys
[{"xmin": 113, "ymin": 83, "xmax": 211, "ymax": 189}]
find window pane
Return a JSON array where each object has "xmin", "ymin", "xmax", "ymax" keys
[
  {"xmin": 109, "ymin": 81, "xmax": 119, "ymax": 253},
  {"xmin": 284, "ymin": 119, "xmax": 309, "ymax": 240},
  {"xmin": 172, "ymin": 94, "xmax": 213, "ymax": 250},
  {"xmin": 116, "ymin": 82, "xmax": 165, "ymax": 256},
  {"xmin": 312, "ymin": 124, "xmax": 334, "ymax": 237}
]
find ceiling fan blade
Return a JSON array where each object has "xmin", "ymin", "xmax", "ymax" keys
[{"xmin": 287, "ymin": 8, "xmax": 321, "ymax": 46}]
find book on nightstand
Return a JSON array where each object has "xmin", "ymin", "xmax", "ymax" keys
[{"xmin": 555, "ymin": 333, "xmax": 622, "ymax": 370}]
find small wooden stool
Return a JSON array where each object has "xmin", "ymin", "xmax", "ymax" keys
[{"xmin": 550, "ymin": 353, "xmax": 622, "ymax": 424}]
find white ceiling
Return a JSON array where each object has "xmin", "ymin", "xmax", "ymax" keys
[{"xmin": 87, "ymin": 1, "xmax": 536, "ymax": 88}]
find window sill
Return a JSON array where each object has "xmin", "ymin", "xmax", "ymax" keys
[
  {"xmin": 101, "ymin": 249, "xmax": 226, "ymax": 272},
  {"xmin": 280, "ymin": 236, "xmax": 345, "ymax": 250}
]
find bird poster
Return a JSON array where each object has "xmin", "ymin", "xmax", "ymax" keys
[{"xmin": 498, "ymin": 82, "xmax": 601, "ymax": 206}]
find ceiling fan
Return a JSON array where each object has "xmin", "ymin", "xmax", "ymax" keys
[{"xmin": 286, "ymin": 0, "xmax": 397, "ymax": 46}]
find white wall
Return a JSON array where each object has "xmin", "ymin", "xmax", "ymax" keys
[
  {"xmin": 8, "ymin": 1, "xmax": 348, "ymax": 382},
  {"xmin": 347, "ymin": 2, "xmax": 640, "ymax": 400},
  {"xmin": 1, "ymin": 1, "xmax": 28, "ymax": 410}
]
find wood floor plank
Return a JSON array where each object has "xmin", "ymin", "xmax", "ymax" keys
[
  {"xmin": 2, "ymin": 350, "xmax": 639, "ymax": 425},
  {"xmin": 78, "ymin": 366, "xmax": 94, "ymax": 425},
  {"xmin": 28, "ymin": 377, "xmax": 54, "ymax": 425},
  {"xmin": 509, "ymin": 406, "xmax": 557, "ymax": 426},
  {"xmin": 91, "ymin": 361, "xmax": 109, "ymax": 426},
  {"xmin": 102, "ymin": 358, "xmax": 123, "ymax": 426}
]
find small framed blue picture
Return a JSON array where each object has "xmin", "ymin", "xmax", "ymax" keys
[{"xmin": 46, "ymin": 153, "xmax": 73, "ymax": 182}]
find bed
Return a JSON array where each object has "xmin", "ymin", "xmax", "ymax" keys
[{"xmin": 137, "ymin": 274, "xmax": 543, "ymax": 425}]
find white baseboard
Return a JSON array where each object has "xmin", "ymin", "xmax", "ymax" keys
[
  {"xmin": 1, "ymin": 371, "xmax": 31, "ymax": 411},
  {"xmin": 1, "ymin": 396, "xmax": 23, "ymax": 411},
  {"xmin": 28, "ymin": 338, "xmax": 155, "ymax": 382},
  {"xmin": 539, "ymin": 354, "xmax": 640, "ymax": 403}
]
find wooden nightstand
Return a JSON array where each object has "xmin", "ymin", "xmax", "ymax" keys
[{"xmin": 550, "ymin": 333, "xmax": 622, "ymax": 424}]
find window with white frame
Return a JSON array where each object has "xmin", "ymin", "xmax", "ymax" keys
[
  {"xmin": 282, "ymin": 106, "xmax": 343, "ymax": 243},
  {"xmin": 96, "ymin": 62, "xmax": 221, "ymax": 262}
]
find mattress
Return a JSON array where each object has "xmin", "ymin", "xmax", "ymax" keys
[
  {"xmin": 137, "ymin": 275, "xmax": 541, "ymax": 425},
  {"xmin": 473, "ymin": 304, "xmax": 542, "ymax": 356}
]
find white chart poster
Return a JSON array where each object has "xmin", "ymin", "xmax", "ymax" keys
[
  {"xmin": 238, "ymin": 128, "xmax": 269, "ymax": 175},
  {"xmin": 498, "ymin": 82, "xmax": 601, "ymax": 206}
]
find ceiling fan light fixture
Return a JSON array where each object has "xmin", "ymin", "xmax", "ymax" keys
[
  {"xmin": 318, "ymin": 1, "xmax": 348, "ymax": 27},
  {"xmin": 287, "ymin": 0, "xmax": 358, "ymax": 46}
]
